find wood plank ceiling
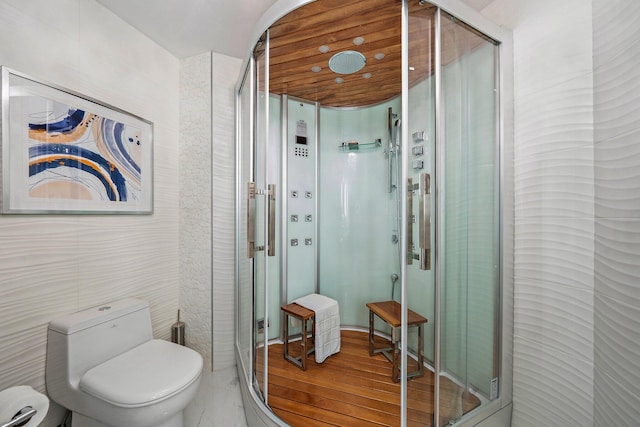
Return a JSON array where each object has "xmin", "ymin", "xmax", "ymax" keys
[
  {"xmin": 267, "ymin": 0, "xmax": 435, "ymax": 108},
  {"xmin": 263, "ymin": 0, "xmax": 492, "ymax": 108}
]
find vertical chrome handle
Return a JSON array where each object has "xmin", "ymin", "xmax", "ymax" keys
[
  {"xmin": 419, "ymin": 173, "xmax": 431, "ymax": 270},
  {"xmin": 247, "ymin": 182, "xmax": 256, "ymax": 258},
  {"xmin": 388, "ymin": 107, "xmax": 394, "ymax": 193},
  {"xmin": 407, "ymin": 178, "xmax": 414, "ymax": 265},
  {"xmin": 267, "ymin": 184, "xmax": 276, "ymax": 257}
]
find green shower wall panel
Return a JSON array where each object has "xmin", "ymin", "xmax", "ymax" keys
[{"xmin": 319, "ymin": 100, "xmax": 401, "ymax": 327}]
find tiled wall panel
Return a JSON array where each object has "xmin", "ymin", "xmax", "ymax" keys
[
  {"xmin": 514, "ymin": 277, "xmax": 594, "ymax": 361},
  {"xmin": 0, "ymin": 1, "xmax": 180, "ymax": 426},
  {"xmin": 514, "ymin": 217, "xmax": 593, "ymax": 289},
  {"xmin": 515, "ymin": 145, "xmax": 594, "ymax": 218},
  {"xmin": 511, "ymin": 337, "xmax": 593, "ymax": 427},
  {"xmin": 180, "ymin": 52, "xmax": 213, "ymax": 369},
  {"xmin": 179, "ymin": 51, "xmax": 240, "ymax": 373},
  {"xmin": 483, "ymin": 0, "xmax": 596, "ymax": 425},
  {"xmin": 514, "ymin": 75, "xmax": 594, "ymax": 160},
  {"xmin": 593, "ymin": 1, "xmax": 640, "ymax": 422},
  {"xmin": 594, "ymin": 130, "xmax": 640, "ymax": 218},
  {"xmin": 593, "ymin": 0, "xmax": 640, "ymax": 144},
  {"xmin": 211, "ymin": 53, "xmax": 241, "ymax": 371}
]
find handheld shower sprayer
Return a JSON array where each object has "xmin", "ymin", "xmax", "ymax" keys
[{"xmin": 391, "ymin": 273, "xmax": 399, "ymax": 301}]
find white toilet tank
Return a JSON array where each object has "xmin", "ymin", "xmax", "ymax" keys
[{"xmin": 46, "ymin": 299, "xmax": 154, "ymax": 393}]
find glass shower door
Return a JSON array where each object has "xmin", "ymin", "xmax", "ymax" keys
[
  {"xmin": 403, "ymin": 2, "xmax": 437, "ymax": 425},
  {"xmin": 253, "ymin": 33, "xmax": 268, "ymax": 401},
  {"xmin": 236, "ymin": 32, "xmax": 273, "ymax": 404},
  {"xmin": 237, "ymin": 58, "xmax": 254, "ymax": 391},
  {"xmin": 437, "ymin": 8, "xmax": 500, "ymax": 426},
  {"xmin": 404, "ymin": 3, "xmax": 500, "ymax": 426}
]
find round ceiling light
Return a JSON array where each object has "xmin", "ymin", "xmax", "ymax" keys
[
  {"xmin": 318, "ymin": 45, "xmax": 330, "ymax": 53},
  {"xmin": 311, "ymin": 66, "xmax": 322, "ymax": 73},
  {"xmin": 328, "ymin": 50, "xmax": 366, "ymax": 75}
]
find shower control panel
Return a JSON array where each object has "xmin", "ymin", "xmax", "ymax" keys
[
  {"xmin": 287, "ymin": 100, "xmax": 316, "ymax": 292},
  {"xmin": 412, "ymin": 130, "xmax": 425, "ymax": 143},
  {"xmin": 294, "ymin": 146, "xmax": 309, "ymax": 157}
]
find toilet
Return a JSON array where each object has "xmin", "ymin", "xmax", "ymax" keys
[{"xmin": 46, "ymin": 298, "xmax": 203, "ymax": 427}]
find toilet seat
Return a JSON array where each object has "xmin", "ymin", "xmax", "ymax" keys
[{"xmin": 79, "ymin": 339, "xmax": 203, "ymax": 408}]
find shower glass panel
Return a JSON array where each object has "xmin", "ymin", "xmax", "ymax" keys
[
  {"xmin": 253, "ymin": 33, "xmax": 270, "ymax": 401},
  {"xmin": 438, "ymin": 9, "xmax": 500, "ymax": 425},
  {"xmin": 405, "ymin": 2, "xmax": 437, "ymax": 424},
  {"xmin": 406, "ymin": 0, "xmax": 437, "ymax": 362},
  {"xmin": 237, "ymin": 63, "xmax": 253, "ymax": 387}
]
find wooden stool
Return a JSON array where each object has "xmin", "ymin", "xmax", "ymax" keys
[
  {"xmin": 281, "ymin": 303, "xmax": 316, "ymax": 370},
  {"xmin": 366, "ymin": 301, "xmax": 428, "ymax": 383}
]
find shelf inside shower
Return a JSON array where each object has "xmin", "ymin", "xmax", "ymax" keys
[{"xmin": 338, "ymin": 139, "xmax": 382, "ymax": 151}]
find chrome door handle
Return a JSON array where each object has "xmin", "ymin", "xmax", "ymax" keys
[
  {"xmin": 247, "ymin": 181, "xmax": 256, "ymax": 258},
  {"xmin": 419, "ymin": 173, "xmax": 431, "ymax": 270},
  {"xmin": 407, "ymin": 173, "xmax": 431, "ymax": 270},
  {"xmin": 267, "ymin": 184, "xmax": 275, "ymax": 257},
  {"xmin": 407, "ymin": 178, "xmax": 414, "ymax": 265}
]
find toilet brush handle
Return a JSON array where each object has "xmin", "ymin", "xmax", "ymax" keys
[{"xmin": 1, "ymin": 406, "xmax": 37, "ymax": 427}]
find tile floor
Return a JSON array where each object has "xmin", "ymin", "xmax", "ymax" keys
[{"xmin": 184, "ymin": 368, "xmax": 248, "ymax": 427}]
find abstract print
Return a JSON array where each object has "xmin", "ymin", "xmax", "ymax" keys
[{"xmin": 26, "ymin": 100, "xmax": 143, "ymax": 203}]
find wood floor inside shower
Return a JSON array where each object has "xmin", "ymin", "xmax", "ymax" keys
[{"xmin": 255, "ymin": 330, "xmax": 481, "ymax": 427}]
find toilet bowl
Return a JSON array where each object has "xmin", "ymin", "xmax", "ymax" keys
[{"xmin": 46, "ymin": 298, "xmax": 203, "ymax": 427}]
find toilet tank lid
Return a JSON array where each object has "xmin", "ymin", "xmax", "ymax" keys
[{"xmin": 48, "ymin": 298, "xmax": 149, "ymax": 334}]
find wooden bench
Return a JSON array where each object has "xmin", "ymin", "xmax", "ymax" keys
[
  {"xmin": 281, "ymin": 303, "xmax": 316, "ymax": 371},
  {"xmin": 366, "ymin": 301, "xmax": 428, "ymax": 383}
]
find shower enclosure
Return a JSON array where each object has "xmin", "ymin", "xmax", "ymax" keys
[{"xmin": 235, "ymin": 0, "xmax": 513, "ymax": 426}]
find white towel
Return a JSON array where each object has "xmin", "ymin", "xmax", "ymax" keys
[{"xmin": 293, "ymin": 293, "xmax": 340, "ymax": 363}]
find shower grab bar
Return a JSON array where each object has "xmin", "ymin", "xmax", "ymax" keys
[
  {"xmin": 267, "ymin": 184, "xmax": 276, "ymax": 257},
  {"xmin": 419, "ymin": 173, "xmax": 431, "ymax": 270},
  {"xmin": 407, "ymin": 173, "xmax": 431, "ymax": 270}
]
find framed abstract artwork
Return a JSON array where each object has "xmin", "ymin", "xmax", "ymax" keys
[{"xmin": 1, "ymin": 67, "xmax": 153, "ymax": 214}]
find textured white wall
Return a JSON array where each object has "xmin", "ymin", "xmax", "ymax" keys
[
  {"xmin": 0, "ymin": 1, "xmax": 180, "ymax": 426},
  {"xmin": 592, "ymin": 1, "xmax": 640, "ymax": 425},
  {"xmin": 180, "ymin": 52, "xmax": 213, "ymax": 369},
  {"xmin": 482, "ymin": 0, "xmax": 595, "ymax": 425},
  {"xmin": 484, "ymin": 0, "xmax": 640, "ymax": 424},
  {"xmin": 179, "ymin": 51, "xmax": 240, "ymax": 373},
  {"xmin": 210, "ymin": 52, "xmax": 241, "ymax": 371}
]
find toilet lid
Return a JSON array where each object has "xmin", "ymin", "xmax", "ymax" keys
[{"xmin": 79, "ymin": 339, "xmax": 203, "ymax": 407}]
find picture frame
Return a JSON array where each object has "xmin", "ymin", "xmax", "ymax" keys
[{"xmin": 1, "ymin": 66, "xmax": 153, "ymax": 214}]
